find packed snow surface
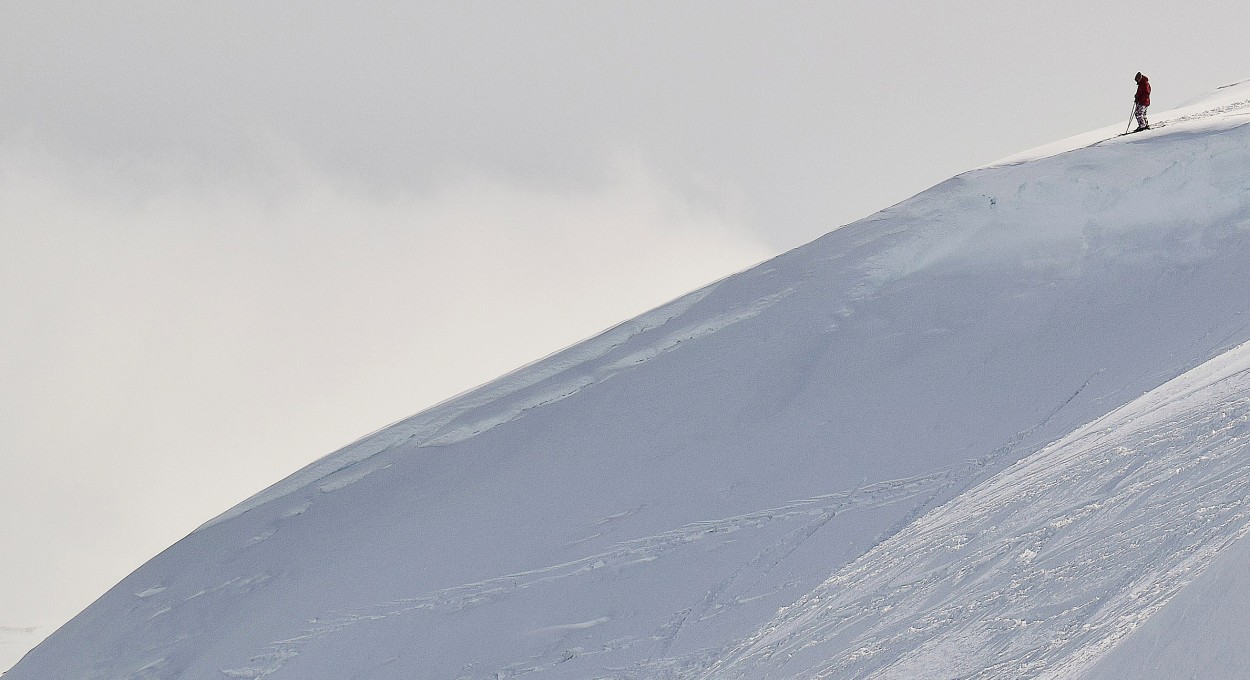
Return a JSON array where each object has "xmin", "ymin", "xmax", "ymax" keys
[{"xmin": 9, "ymin": 81, "xmax": 1250, "ymax": 679}]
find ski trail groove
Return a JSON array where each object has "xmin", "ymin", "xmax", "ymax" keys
[
  {"xmin": 217, "ymin": 461, "xmax": 988, "ymax": 678},
  {"xmin": 702, "ymin": 345, "xmax": 1250, "ymax": 680}
]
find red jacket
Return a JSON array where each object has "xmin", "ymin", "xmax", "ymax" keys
[{"xmin": 1135, "ymin": 76, "xmax": 1151, "ymax": 106}]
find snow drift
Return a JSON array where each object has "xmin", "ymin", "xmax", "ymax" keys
[{"xmin": 9, "ymin": 81, "xmax": 1250, "ymax": 679}]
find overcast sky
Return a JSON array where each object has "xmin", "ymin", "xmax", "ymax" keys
[{"xmin": 4, "ymin": 1, "xmax": 1250, "ymax": 669}]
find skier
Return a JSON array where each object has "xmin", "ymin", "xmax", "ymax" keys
[{"xmin": 1132, "ymin": 72, "xmax": 1151, "ymax": 132}]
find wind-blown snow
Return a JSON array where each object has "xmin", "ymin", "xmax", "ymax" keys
[{"xmin": 9, "ymin": 81, "xmax": 1250, "ymax": 679}]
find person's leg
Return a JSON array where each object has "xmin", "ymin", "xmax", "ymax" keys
[{"xmin": 1135, "ymin": 104, "xmax": 1150, "ymax": 130}]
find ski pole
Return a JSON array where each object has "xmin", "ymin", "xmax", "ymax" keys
[{"xmin": 1126, "ymin": 104, "xmax": 1136, "ymax": 134}]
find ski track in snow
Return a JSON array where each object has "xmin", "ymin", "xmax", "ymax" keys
[
  {"xmin": 1161, "ymin": 97, "xmax": 1250, "ymax": 127},
  {"xmin": 701, "ymin": 344, "xmax": 1250, "ymax": 680},
  {"xmin": 1098, "ymin": 98, "xmax": 1250, "ymax": 142},
  {"xmin": 990, "ymin": 81, "xmax": 1250, "ymax": 166},
  {"xmin": 216, "ymin": 459, "xmax": 994, "ymax": 679}
]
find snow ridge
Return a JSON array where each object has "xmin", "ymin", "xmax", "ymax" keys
[{"xmin": 198, "ymin": 282, "xmax": 725, "ymax": 530}]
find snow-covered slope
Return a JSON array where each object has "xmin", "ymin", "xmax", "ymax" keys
[
  {"xmin": 705, "ymin": 337, "xmax": 1250, "ymax": 679},
  {"xmin": 9, "ymin": 82, "xmax": 1250, "ymax": 679}
]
